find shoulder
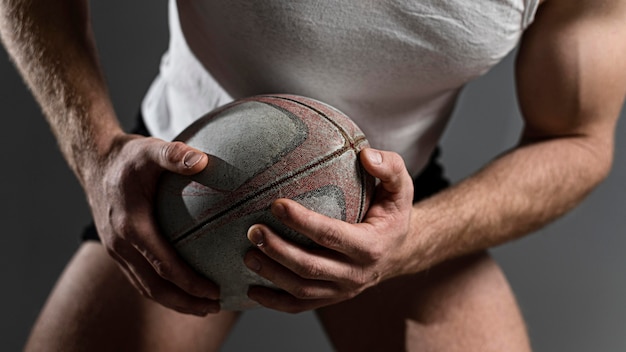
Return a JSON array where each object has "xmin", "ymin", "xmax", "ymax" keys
[
  {"xmin": 514, "ymin": 0, "xmax": 626, "ymax": 141},
  {"xmin": 519, "ymin": 0, "xmax": 626, "ymax": 68}
]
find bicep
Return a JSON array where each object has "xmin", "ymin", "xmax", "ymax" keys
[{"xmin": 515, "ymin": 0, "xmax": 626, "ymax": 143}]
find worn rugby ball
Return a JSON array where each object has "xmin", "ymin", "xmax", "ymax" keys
[{"xmin": 155, "ymin": 94, "xmax": 374, "ymax": 310}]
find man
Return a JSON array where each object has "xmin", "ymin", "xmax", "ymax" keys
[{"xmin": 1, "ymin": 0, "xmax": 625, "ymax": 350}]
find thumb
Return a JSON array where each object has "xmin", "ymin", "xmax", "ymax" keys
[
  {"xmin": 149, "ymin": 139, "xmax": 209, "ymax": 175},
  {"xmin": 360, "ymin": 148, "xmax": 413, "ymax": 196}
]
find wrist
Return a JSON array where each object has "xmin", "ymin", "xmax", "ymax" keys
[
  {"xmin": 73, "ymin": 123, "xmax": 127, "ymax": 189},
  {"xmin": 403, "ymin": 200, "xmax": 456, "ymax": 275}
]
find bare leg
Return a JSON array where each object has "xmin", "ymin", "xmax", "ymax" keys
[
  {"xmin": 316, "ymin": 251, "xmax": 531, "ymax": 352},
  {"xmin": 25, "ymin": 242, "xmax": 240, "ymax": 352}
]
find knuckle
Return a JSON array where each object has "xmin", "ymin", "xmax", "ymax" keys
[
  {"xmin": 293, "ymin": 286, "xmax": 314, "ymax": 299},
  {"xmin": 162, "ymin": 141, "xmax": 187, "ymax": 165},
  {"xmin": 152, "ymin": 259, "xmax": 173, "ymax": 280},
  {"xmin": 299, "ymin": 259, "xmax": 325, "ymax": 280},
  {"xmin": 316, "ymin": 226, "xmax": 343, "ymax": 249},
  {"xmin": 106, "ymin": 236, "xmax": 126, "ymax": 254},
  {"xmin": 116, "ymin": 221, "xmax": 135, "ymax": 240},
  {"xmin": 363, "ymin": 243, "xmax": 385, "ymax": 263},
  {"xmin": 346, "ymin": 267, "xmax": 374, "ymax": 288},
  {"xmin": 382, "ymin": 151, "xmax": 412, "ymax": 184},
  {"xmin": 387, "ymin": 152, "xmax": 406, "ymax": 171},
  {"xmin": 369, "ymin": 248, "xmax": 384, "ymax": 264},
  {"xmin": 101, "ymin": 225, "xmax": 127, "ymax": 254},
  {"xmin": 112, "ymin": 216, "xmax": 146, "ymax": 245},
  {"xmin": 120, "ymin": 225, "xmax": 140, "ymax": 245},
  {"xmin": 346, "ymin": 271, "xmax": 366, "ymax": 287},
  {"xmin": 109, "ymin": 213, "xmax": 133, "ymax": 238}
]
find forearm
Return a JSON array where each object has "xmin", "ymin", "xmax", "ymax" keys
[
  {"xmin": 403, "ymin": 0, "xmax": 626, "ymax": 274},
  {"xmin": 0, "ymin": 0, "xmax": 123, "ymax": 185},
  {"xmin": 405, "ymin": 133, "xmax": 613, "ymax": 274}
]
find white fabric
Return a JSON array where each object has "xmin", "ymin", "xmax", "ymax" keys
[{"xmin": 142, "ymin": 0, "xmax": 539, "ymax": 177}]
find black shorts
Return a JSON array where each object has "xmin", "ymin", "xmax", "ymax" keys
[{"xmin": 81, "ymin": 115, "xmax": 449, "ymax": 242}]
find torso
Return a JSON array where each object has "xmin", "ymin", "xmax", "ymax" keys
[{"xmin": 143, "ymin": 0, "xmax": 540, "ymax": 175}]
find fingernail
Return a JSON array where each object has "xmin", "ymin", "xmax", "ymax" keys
[
  {"xmin": 366, "ymin": 149, "xmax": 382, "ymax": 165},
  {"xmin": 247, "ymin": 227, "xmax": 265, "ymax": 247},
  {"xmin": 245, "ymin": 255, "xmax": 262, "ymax": 272},
  {"xmin": 183, "ymin": 151, "xmax": 203, "ymax": 168}
]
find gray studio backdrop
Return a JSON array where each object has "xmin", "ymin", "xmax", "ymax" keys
[{"xmin": 2, "ymin": 1, "xmax": 625, "ymax": 351}]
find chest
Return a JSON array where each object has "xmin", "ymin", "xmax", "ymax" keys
[{"xmin": 180, "ymin": 0, "xmax": 530, "ymax": 97}]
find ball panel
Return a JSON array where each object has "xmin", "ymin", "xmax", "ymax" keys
[
  {"xmin": 184, "ymin": 101, "xmax": 308, "ymax": 184},
  {"xmin": 259, "ymin": 95, "xmax": 368, "ymax": 147}
]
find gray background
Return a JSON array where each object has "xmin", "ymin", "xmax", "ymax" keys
[{"xmin": 1, "ymin": 1, "xmax": 625, "ymax": 351}]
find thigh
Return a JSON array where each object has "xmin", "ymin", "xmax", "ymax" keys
[
  {"xmin": 25, "ymin": 242, "xmax": 240, "ymax": 352},
  {"xmin": 315, "ymin": 252, "xmax": 531, "ymax": 352}
]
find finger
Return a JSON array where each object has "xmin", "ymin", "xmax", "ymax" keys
[
  {"xmin": 244, "ymin": 249, "xmax": 339, "ymax": 300},
  {"xmin": 144, "ymin": 138, "xmax": 209, "ymax": 175},
  {"xmin": 246, "ymin": 224, "xmax": 362, "ymax": 283},
  {"xmin": 360, "ymin": 148, "xmax": 413, "ymax": 198},
  {"xmin": 270, "ymin": 199, "xmax": 371, "ymax": 257},
  {"xmin": 247, "ymin": 285, "xmax": 336, "ymax": 314},
  {"xmin": 107, "ymin": 247, "xmax": 150, "ymax": 298},
  {"xmin": 130, "ymin": 210, "xmax": 220, "ymax": 300},
  {"xmin": 359, "ymin": 149, "xmax": 414, "ymax": 218},
  {"xmin": 113, "ymin": 241, "xmax": 220, "ymax": 316}
]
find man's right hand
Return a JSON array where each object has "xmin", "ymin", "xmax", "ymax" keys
[
  {"xmin": 1, "ymin": 0, "xmax": 219, "ymax": 316},
  {"xmin": 84, "ymin": 133, "xmax": 221, "ymax": 316}
]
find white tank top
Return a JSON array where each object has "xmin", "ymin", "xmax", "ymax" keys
[{"xmin": 142, "ymin": 0, "xmax": 539, "ymax": 177}]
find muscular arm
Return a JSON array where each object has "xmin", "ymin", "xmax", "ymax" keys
[
  {"xmin": 402, "ymin": 0, "xmax": 626, "ymax": 273},
  {"xmin": 0, "ymin": 0, "xmax": 220, "ymax": 315},
  {"xmin": 0, "ymin": 0, "xmax": 122, "ymax": 184}
]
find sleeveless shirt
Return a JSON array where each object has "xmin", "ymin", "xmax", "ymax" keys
[{"xmin": 142, "ymin": 0, "xmax": 539, "ymax": 177}]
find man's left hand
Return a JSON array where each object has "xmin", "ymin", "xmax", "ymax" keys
[{"xmin": 244, "ymin": 148, "xmax": 417, "ymax": 313}]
